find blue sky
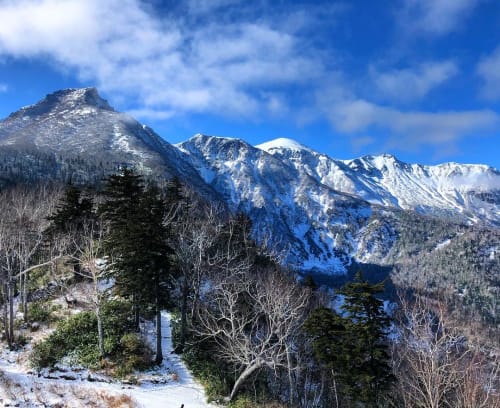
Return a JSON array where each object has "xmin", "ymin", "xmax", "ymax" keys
[{"xmin": 0, "ymin": 0, "xmax": 499, "ymax": 169}]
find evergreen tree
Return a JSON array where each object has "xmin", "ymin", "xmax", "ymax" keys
[
  {"xmin": 47, "ymin": 184, "xmax": 95, "ymax": 280},
  {"xmin": 99, "ymin": 169, "xmax": 175, "ymax": 363},
  {"xmin": 47, "ymin": 184, "xmax": 94, "ymax": 234},
  {"xmin": 99, "ymin": 168, "xmax": 147, "ymax": 329},
  {"xmin": 304, "ymin": 271, "xmax": 393, "ymax": 406},
  {"xmin": 138, "ymin": 183, "xmax": 175, "ymax": 364}
]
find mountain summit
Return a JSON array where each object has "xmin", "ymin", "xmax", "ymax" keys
[
  {"xmin": 256, "ymin": 137, "xmax": 313, "ymax": 153},
  {"xmin": 253, "ymin": 137, "xmax": 500, "ymax": 226},
  {"xmin": 6, "ymin": 88, "xmax": 114, "ymax": 121},
  {"xmin": 0, "ymin": 88, "xmax": 211, "ymax": 191}
]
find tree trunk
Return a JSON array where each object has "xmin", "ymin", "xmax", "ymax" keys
[
  {"xmin": 73, "ymin": 259, "xmax": 83, "ymax": 282},
  {"xmin": 179, "ymin": 278, "xmax": 189, "ymax": 352},
  {"xmin": 133, "ymin": 294, "xmax": 140, "ymax": 332},
  {"xmin": 190, "ymin": 272, "xmax": 201, "ymax": 320},
  {"xmin": 8, "ymin": 279, "xmax": 14, "ymax": 349},
  {"xmin": 229, "ymin": 362, "xmax": 263, "ymax": 401},
  {"xmin": 286, "ymin": 346, "xmax": 294, "ymax": 406},
  {"xmin": 3, "ymin": 283, "xmax": 10, "ymax": 348},
  {"xmin": 22, "ymin": 273, "xmax": 28, "ymax": 323},
  {"xmin": 154, "ymin": 275, "xmax": 163, "ymax": 365},
  {"xmin": 331, "ymin": 369, "xmax": 340, "ymax": 408},
  {"xmin": 96, "ymin": 304, "xmax": 105, "ymax": 358}
]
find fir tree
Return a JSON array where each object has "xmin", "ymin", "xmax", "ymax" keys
[
  {"xmin": 304, "ymin": 271, "xmax": 394, "ymax": 406},
  {"xmin": 47, "ymin": 184, "xmax": 94, "ymax": 234},
  {"xmin": 99, "ymin": 168, "xmax": 146, "ymax": 329},
  {"xmin": 99, "ymin": 169, "xmax": 175, "ymax": 363},
  {"xmin": 47, "ymin": 184, "xmax": 95, "ymax": 280},
  {"xmin": 138, "ymin": 183, "xmax": 175, "ymax": 364}
]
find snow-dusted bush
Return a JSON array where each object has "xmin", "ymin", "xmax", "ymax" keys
[{"xmin": 30, "ymin": 299, "xmax": 150, "ymax": 372}]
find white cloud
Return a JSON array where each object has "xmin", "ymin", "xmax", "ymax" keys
[
  {"xmin": 370, "ymin": 61, "xmax": 458, "ymax": 103},
  {"xmin": 322, "ymin": 97, "xmax": 500, "ymax": 151},
  {"xmin": 0, "ymin": 0, "xmax": 321, "ymax": 119},
  {"xmin": 477, "ymin": 46, "xmax": 500, "ymax": 100},
  {"xmin": 0, "ymin": 83, "xmax": 7, "ymax": 93},
  {"xmin": 399, "ymin": 0, "xmax": 479, "ymax": 36},
  {"xmin": 125, "ymin": 108, "xmax": 175, "ymax": 121}
]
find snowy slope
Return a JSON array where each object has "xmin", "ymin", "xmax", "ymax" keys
[
  {"xmin": 177, "ymin": 134, "xmax": 372, "ymax": 273},
  {"xmin": 257, "ymin": 138, "xmax": 500, "ymax": 225},
  {"xmin": 177, "ymin": 135, "xmax": 500, "ymax": 273},
  {"xmin": 0, "ymin": 88, "xmax": 212, "ymax": 194}
]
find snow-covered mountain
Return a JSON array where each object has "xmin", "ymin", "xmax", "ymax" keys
[
  {"xmin": 178, "ymin": 134, "xmax": 500, "ymax": 273},
  {"xmin": 177, "ymin": 134, "xmax": 372, "ymax": 272},
  {"xmin": 257, "ymin": 137, "xmax": 500, "ymax": 226},
  {"xmin": 1, "ymin": 88, "xmax": 498, "ymax": 275},
  {"xmin": 0, "ymin": 88, "xmax": 210, "ymax": 193}
]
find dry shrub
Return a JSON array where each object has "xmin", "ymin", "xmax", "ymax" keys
[
  {"xmin": 97, "ymin": 391, "xmax": 136, "ymax": 408},
  {"xmin": 0, "ymin": 372, "xmax": 23, "ymax": 400}
]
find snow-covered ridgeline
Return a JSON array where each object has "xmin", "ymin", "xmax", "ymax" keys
[{"xmin": 255, "ymin": 137, "xmax": 500, "ymax": 223}]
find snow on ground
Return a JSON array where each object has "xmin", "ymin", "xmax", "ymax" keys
[
  {"xmin": 435, "ymin": 238, "xmax": 451, "ymax": 251},
  {"xmin": 0, "ymin": 311, "xmax": 216, "ymax": 408},
  {"xmin": 131, "ymin": 311, "xmax": 217, "ymax": 408}
]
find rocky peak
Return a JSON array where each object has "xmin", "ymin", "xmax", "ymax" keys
[{"xmin": 7, "ymin": 88, "xmax": 114, "ymax": 121}]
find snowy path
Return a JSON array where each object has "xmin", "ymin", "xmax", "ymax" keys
[
  {"xmin": 0, "ymin": 311, "xmax": 216, "ymax": 408},
  {"xmin": 129, "ymin": 311, "xmax": 217, "ymax": 408}
]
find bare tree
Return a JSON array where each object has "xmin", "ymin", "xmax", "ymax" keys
[
  {"xmin": 68, "ymin": 219, "xmax": 109, "ymax": 358},
  {"xmin": 391, "ymin": 294, "xmax": 500, "ymax": 408},
  {"xmin": 172, "ymin": 201, "xmax": 225, "ymax": 351},
  {"xmin": 0, "ymin": 184, "xmax": 62, "ymax": 348},
  {"xmin": 455, "ymin": 347, "xmax": 500, "ymax": 408},
  {"xmin": 197, "ymin": 267, "xmax": 311, "ymax": 402}
]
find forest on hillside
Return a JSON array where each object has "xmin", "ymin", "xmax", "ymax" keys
[{"xmin": 0, "ymin": 169, "xmax": 498, "ymax": 407}]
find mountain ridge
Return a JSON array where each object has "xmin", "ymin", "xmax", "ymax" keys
[
  {"xmin": 252, "ymin": 136, "xmax": 500, "ymax": 225},
  {"xmin": 0, "ymin": 88, "xmax": 499, "ymax": 275},
  {"xmin": 0, "ymin": 88, "xmax": 216, "ymax": 196}
]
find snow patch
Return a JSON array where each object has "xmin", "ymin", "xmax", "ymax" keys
[
  {"xmin": 435, "ymin": 239, "xmax": 451, "ymax": 251},
  {"xmin": 256, "ymin": 137, "xmax": 311, "ymax": 152}
]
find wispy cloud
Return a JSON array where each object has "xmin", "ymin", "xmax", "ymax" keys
[
  {"xmin": 450, "ymin": 172, "xmax": 500, "ymax": 190},
  {"xmin": 477, "ymin": 46, "xmax": 500, "ymax": 100},
  {"xmin": 321, "ymin": 96, "xmax": 500, "ymax": 152},
  {"xmin": 0, "ymin": 83, "xmax": 7, "ymax": 93},
  {"xmin": 398, "ymin": 0, "xmax": 479, "ymax": 36},
  {"xmin": 369, "ymin": 61, "xmax": 458, "ymax": 103},
  {"xmin": 186, "ymin": 0, "xmax": 242, "ymax": 15},
  {"xmin": 0, "ymin": 0, "xmax": 322, "ymax": 119}
]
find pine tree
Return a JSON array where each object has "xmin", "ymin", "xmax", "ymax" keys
[
  {"xmin": 304, "ymin": 271, "xmax": 393, "ymax": 406},
  {"xmin": 99, "ymin": 169, "xmax": 175, "ymax": 363},
  {"xmin": 47, "ymin": 184, "xmax": 95, "ymax": 280},
  {"xmin": 47, "ymin": 184, "xmax": 94, "ymax": 234},
  {"xmin": 138, "ymin": 183, "xmax": 175, "ymax": 364},
  {"xmin": 99, "ymin": 168, "xmax": 146, "ymax": 330}
]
